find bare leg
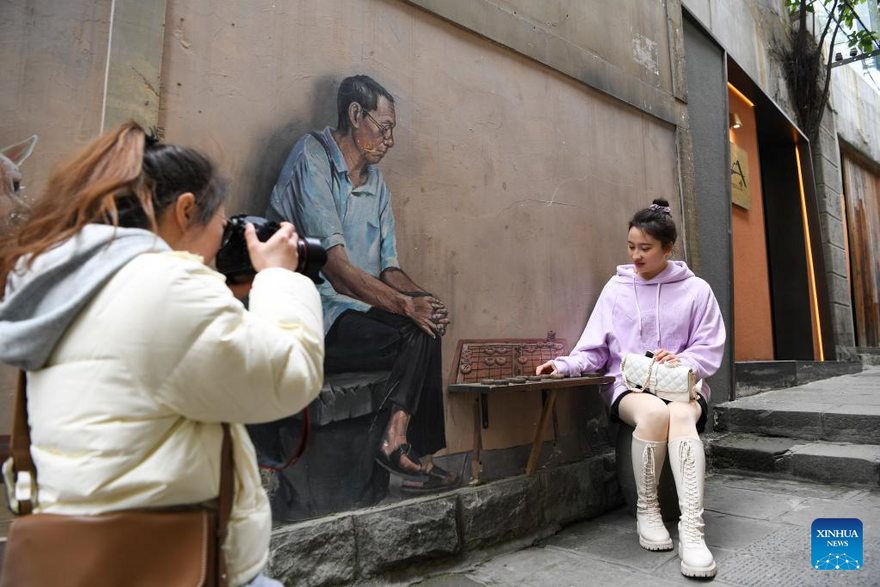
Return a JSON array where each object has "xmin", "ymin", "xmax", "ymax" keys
[
  {"xmin": 667, "ymin": 400, "xmax": 701, "ymax": 441},
  {"xmin": 618, "ymin": 392, "xmax": 670, "ymax": 441}
]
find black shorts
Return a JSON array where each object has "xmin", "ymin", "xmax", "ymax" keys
[{"xmin": 609, "ymin": 390, "xmax": 709, "ymax": 434}]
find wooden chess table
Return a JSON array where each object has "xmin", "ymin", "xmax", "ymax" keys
[{"xmin": 448, "ymin": 334, "xmax": 614, "ymax": 482}]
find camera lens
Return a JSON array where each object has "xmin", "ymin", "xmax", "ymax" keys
[
  {"xmin": 216, "ymin": 215, "xmax": 326, "ymax": 284},
  {"xmin": 296, "ymin": 237, "xmax": 327, "ymax": 284}
]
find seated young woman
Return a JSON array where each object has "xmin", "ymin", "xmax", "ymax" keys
[{"xmin": 537, "ymin": 198, "xmax": 725, "ymax": 579}]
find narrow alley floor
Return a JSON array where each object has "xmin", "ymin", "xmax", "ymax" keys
[{"xmin": 415, "ymin": 472, "xmax": 879, "ymax": 586}]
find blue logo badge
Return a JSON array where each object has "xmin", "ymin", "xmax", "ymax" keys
[{"xmin": 812, "ymin": 518, "xmax": 863, "ymax": 570}]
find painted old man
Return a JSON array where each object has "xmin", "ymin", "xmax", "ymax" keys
[{"xmin": 267, "ymin": 75, "xmax": 456, "ymax": 492}]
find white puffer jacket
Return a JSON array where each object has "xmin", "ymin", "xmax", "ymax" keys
[{"xmin": 25, "ymin": 251, "xmax": 324, "ymax": 586}]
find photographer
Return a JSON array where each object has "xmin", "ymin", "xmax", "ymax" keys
[{"xmin": 0, "ymin": 123, "xmax": 323, "ymax": 586}]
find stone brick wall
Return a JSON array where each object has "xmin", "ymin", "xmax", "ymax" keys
[{"xmin": 265, "ymin": 453, "xmax": 621, "ymax": 586}]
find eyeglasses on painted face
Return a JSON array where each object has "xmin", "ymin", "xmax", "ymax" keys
[{"xmin": 360, "ymin": 107, "xmax": 394, "ymax": 139}]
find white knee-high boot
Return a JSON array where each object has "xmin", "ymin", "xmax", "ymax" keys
[
  {"xmin": 631, "ymin": 435, "xmax": 673, "ymax": 551},
  {"xmin": 668, "ymin": 437, "xmax": 716, "ymax": 578}
]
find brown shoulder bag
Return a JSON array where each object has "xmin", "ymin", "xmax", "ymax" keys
[{"xmin": 1, "ymin": 371, "xmax": 233, "ymax": 587}]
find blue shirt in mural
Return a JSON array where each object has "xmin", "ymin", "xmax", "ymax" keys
[{"xmin": 267, "ymin": 126, "xmax": 400, "ymax": 333}]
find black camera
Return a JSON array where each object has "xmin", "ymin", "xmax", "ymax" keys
[{"xmin": 215, "ymin": 214, "xmax": 327, "ymax": 285}]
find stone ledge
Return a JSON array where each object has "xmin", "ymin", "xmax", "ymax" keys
[
  {"xmin": 356, "ymin": 495, "xmax": 460, "ymax": 577},
  {"xmin": 734, "ymin": 360, "xmax": 862, "ymax": 395},
  {"xmin": 265, "ymin": 452, "xmax": 622, "ymax": 586},
  {"xmin": 715, "ymin": 403, "xmax": 880, "ymax": 444},
  {"xmin": 709, "ymin": 433, "xmax": 880, "ymax": 488},
  {"xmin": 268, "ymin": 514, "xmax": 357, "ymax": 586}
]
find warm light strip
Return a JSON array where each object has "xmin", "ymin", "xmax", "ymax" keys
[
  {"xmin": 727, "ymin": 82, "xmax": 755, "ymax": 108},
  {"xmin": 795, "ymin": 144, "xmax": 825, "ymax": 361}
]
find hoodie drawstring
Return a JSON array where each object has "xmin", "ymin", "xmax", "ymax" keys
[
  {"xmin": 656, "ymin": 283, "xmax": 662, "ymax": 348},
  {"xmin": 633, "ymin": 277, "xmax": 663, "ymax": 348},
  {"xmin": 633, "ymin": 276, "xmax": 643, "ymax": 337}
]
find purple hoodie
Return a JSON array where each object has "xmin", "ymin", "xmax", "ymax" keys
[{"xmin": 553, "ymin": 260, "xmax": 725, "ymax": 406}]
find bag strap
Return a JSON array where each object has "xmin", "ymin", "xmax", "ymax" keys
[
  {"xmin": 9, "ymin": 371, "xmax": 35, "ymax": 514},
  {"xmin": 9, "ymin": 370, "xmax": 235, "ymax": 585},
  {"xmin": 217, "ymin": 422, "xmax": 233, "ymax": 586}
]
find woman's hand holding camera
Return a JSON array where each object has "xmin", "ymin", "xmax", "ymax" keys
[{"xmin": 244, "ymin": 222, "xmax": 300, "ymax": 273}]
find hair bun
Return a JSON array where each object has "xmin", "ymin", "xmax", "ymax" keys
[{"xmin": 652, "ymin": 198, "xmax": 670, "ymax": 207}]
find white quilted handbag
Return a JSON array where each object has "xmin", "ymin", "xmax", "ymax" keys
[{"xmin": 620, "ymin": 352, "xmax": 697, "ymax": 402}]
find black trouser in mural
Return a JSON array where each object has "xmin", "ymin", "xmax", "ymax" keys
[{"xmin": 324, "ymin": 307, "xmax": 446, "ymax": 458}]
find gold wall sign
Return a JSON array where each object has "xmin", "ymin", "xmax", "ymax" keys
[{"xmin": 730, "ymin": 142, "xmax": 751, "ymax": 210}]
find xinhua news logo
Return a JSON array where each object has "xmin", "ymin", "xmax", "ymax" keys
[{"xmin": 811, "ymin": 518, "xmax": 863, "ymax": 570}]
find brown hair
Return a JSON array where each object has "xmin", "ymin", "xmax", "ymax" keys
[{"xmin": 1, "ymin": 122, "xmax": 225, "ymax": 291}]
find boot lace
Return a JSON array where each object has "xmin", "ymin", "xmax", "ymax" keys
[
  {"xmin": 640, "ymin": 443, "xmax": 663, "ymax": 526},
  {"xmin": 678, "ymin": 440, "xmax": 705, "ymax": 544}
]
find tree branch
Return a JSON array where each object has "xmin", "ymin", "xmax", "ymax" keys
[
  {"xmin": 816, "ymin": 0, "xmax": 840, "ymax": 52},
  {"xmin": 815, "ymin": 17, "xmax": 843, "ymax": 133}
]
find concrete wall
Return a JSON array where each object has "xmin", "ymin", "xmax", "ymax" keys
[
  {"xmin": 0, "ymin": 0, "xmax": 112, "ymax": 437},
  {"xmin": 682, "ymin": 17, "xmax": 733, "ymax": 406},
  {"xmin": 159, "ymin": 0, "xmax": 680, "ymax": 454},
  {"xmin": 682, "ymin": 0, "xmax": 793, "ymax": 119},
  {"xmin": 407, "ymin": 0, "xmax": 683, "ymax": 122},
  {"xmin": 683, "ymin": 0, "xmax": 875, "ymax": 357},
  {"xmin": 833, "ymin": 65, "xmax": 880, "ymax": 167},
  {"xmin": 832, "ymin": 65, "xmax": 880, "ymax": 349}
]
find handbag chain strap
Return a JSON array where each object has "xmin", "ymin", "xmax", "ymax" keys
[{"xmin": 9, "ymin": 370, "xmax": 235, "ymax": 582}]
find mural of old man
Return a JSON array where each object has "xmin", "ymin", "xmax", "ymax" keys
[{"xmin": 266, "ymin": 75, "xmax": 457, "ymax": 516}]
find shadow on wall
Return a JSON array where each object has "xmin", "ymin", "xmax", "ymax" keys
[{"xmin": 243, "ymin": 75, "xmax": 339, "ymax": 215}]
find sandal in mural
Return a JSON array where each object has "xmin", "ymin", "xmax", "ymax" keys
[
  {"xmin": 375, "ymin": 443, "xmax": 429, "ymax": 481},
  {"xmin": 399, "ymin": 464, "xmax": 460, "ymax": 495}
]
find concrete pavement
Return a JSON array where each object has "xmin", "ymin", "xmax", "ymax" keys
[{"xmin": 413, "ymin": 472, "xmax": 880, "ymax": 586}]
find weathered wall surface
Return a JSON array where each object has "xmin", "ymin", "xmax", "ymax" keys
[
  {"xmin": 492, "ymin": 0, "xmax": 675, "ymax": 95},
  {"xmin": 0, "ymin": 0, "xmax": 112, "ymax": 205},
  {"xmin": 833, "ymin": 65, "xmax": 880, "ymax": 167},
  {"xmin": 682, "ymin": 17, "xmax": 733, "ymax": 406},
  {"xmin": 0, "ymin": 0, "xmax": 112, "ymax": 437},
  {"xmin": 683, "ymin": 0, "xmax": 869, "ymax": 355},
  {"xmin": 831, "ymin": 66, "xmax": 880, "ymax": 350},
  {"xmin": 407, "ymin": 0, "xmax": 682, "ymax": 118},
  {"xmin": 159, "ymin": 0, "xmax": 679, "ymax": 452},
  {"xmin": 683, "ymin": 0, "xmax": 794, "ymax": 119}
]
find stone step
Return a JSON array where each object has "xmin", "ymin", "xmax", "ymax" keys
[
  {"xmin": 734, "ymin": 360, "xmax": 862, "ymax": 396},
  {"xmin": 856, "ymin": 347, "xmax": 880, "ymax": 366},
  {"xmin": 709, "ymin": 433, "xmax": 880, "ymax": 487},
  {"xmin": 715, "ymin": 396, "xmax": 880, "ymax": 444}
]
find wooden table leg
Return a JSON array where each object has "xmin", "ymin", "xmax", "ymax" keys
[
  {"xmin": 526, "ymin": 388, "xmax": 557, "ymax": 476},
  {"xmin": 470, "ymin": 395, "xmax": 484, "ymax": 484}
]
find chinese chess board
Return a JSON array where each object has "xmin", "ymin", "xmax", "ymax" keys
[{"xmin": 449, "ymin": 333, "xmax": 568, "ymax": 384}]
